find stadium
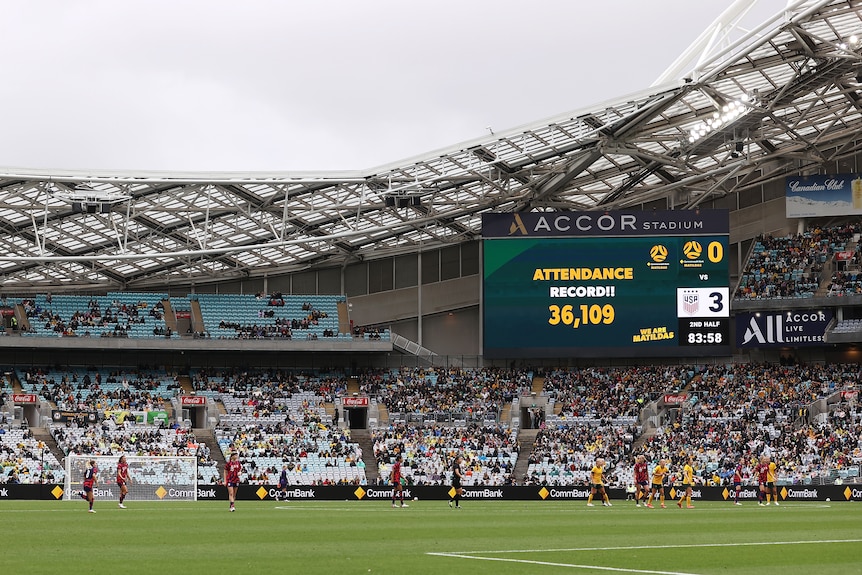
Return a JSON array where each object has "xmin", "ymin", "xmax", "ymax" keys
[{"xmin": 1, "ymin": 2, "xmax": 861, "ymax": 574}]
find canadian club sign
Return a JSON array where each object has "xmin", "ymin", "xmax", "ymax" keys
[{"xmin": 735, "ymin": 310, "xmax": 831, "ymax": 348}]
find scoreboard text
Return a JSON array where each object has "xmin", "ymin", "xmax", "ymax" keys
[{"xmin": 482, "ymin": 210, "xmax": 730, "ymax": 358}]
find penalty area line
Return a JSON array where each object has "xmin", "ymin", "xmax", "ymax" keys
[
  {"xmin": 426, "ymin": 552, "xmax": 702, "ymax": 575},
  {"xmin": 440, "ymin": 538, "xmax": 862, "ymax": 555}
]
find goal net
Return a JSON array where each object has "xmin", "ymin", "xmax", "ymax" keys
[{"xmin": 64, "ymin": 455, "xmax": 198, "ymax": 501}]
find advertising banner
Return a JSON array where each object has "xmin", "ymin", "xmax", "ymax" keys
[
  {"xmin": 342, "ymin": 397, "xmax": 369, "ymax": 407},
  {"xmin": 785, "ymin": 173, "xmax": 862, "ymax": 217},
  {"xmin": 5, "ymin": 484, "xmax": 860, "ymax": 502},
  {"xmin": 12, "ymin": 393, "xmax": 39, "ymax": 404},
  {"xmin": 51, "ymin": 410, "xmax": 99, "ymax": 423},
  {"xmin": 735, "ymin": 310, "xmax": 832, "ymax": 347},
  {"xmin": 482, "ymin": 210, "xmax": 729, "ymax": 238},
  {"xmin": 662, "ymin": 393, "xmax": 689, "ymax": 405},
  {"xmin": 180, "ymin": 396, "xmax": 206, "ymax": 406}
]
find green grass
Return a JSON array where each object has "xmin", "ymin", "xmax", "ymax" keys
[{"xmin": 0, "ymin": 499, "xmax": 859, "ymax": 575}]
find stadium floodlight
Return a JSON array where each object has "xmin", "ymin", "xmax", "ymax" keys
[
  {"xmin": 64, "ymin": 455, "xmax": 198, "ymax": 502},
  {"xmin": 687, "ymin": 94, "xmax": 758, "ymax": 144},
  {"xmin": 51, "ymin": 182, "xmax": 132, "ymax": 214}
]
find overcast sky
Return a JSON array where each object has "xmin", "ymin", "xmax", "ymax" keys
[{"xmin": 0, "ymin": 1, "xmax": 782, "ymax": 173}]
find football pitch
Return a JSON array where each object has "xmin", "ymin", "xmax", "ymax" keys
[{"xmin": 0, "ymin": 499, "xmax": 859, "ymax": 575}]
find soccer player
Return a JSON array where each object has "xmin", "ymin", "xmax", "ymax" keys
[
  {"xmin": 79, "ymin": 459, "xmax": 98, "ymax": 513},
  {"xmin": 633, "ymin": 455, "xmax": 649, "ymax": 507},
  {"xmin": 391, "ymin": 454, "xmax": 407, "ymax": 508},
  {"xmin": 449, "ymin": 454, "xmax": 464, "ymax": 509},
  {"xmin": 676, "ymin": 455, "xmax": 695, "ymax": 509},
  {"xmin": 756, "ymin": 455, "xmax": 769, "ymax": 506},
  {"xmin": 646, "ymin": 458, "xmax": 668, "ymax": 508},
  {"xmin": 277, "ymin": 465, "xmax": 289, "ymax": 501},
  {"xmin": 224, "ymin": 452, "xmax": 242, "ymax": 512},
  {"xmin": 765, "ymin": 455, "xmax": 779, "ymax": 506},
  {"xmin": 116, "ymin": 455, "xmax": 131, "ymax": 508},
  {"xmin": 732, "ymin": 457, "xmax": 745, "ymax": 505},
  {"xmin": 586, "ymin": 457, "xmax": 612, "ymax": 507}
]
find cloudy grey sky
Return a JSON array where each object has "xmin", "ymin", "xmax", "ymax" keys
[{"xmin": 0, "ymin": 1, "xmax": 781, "ymax": 172}]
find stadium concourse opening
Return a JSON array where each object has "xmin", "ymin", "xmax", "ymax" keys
[{"xmin": 342, "ymin": 395, "xmax": 368, "ymax": 429}]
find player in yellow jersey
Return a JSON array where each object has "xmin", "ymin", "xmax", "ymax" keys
[
  {"xmin": 765, "ymin": 455, "xmax": 779, "ymax": 506},
  {"xmin": 586, "ymin": 458, "xmax": 612, "ymax": 507},
  {"xmin": 646, "ymin": 458, "xmax": 668, "ymax": 508},
  {"xmin": 676, "ymin": 455, "xmax": 695, "ymax": 509}
]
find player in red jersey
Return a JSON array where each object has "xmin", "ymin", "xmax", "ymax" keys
[
  {"xmin": 78, "ymin": 459, "xmax": 98, "ymax": 513},
  {"xmin": 224, "ymin": 452, "xmax": 242, "ymax": 512},
  {"xmin": 756, "ymin": 456, "xmax": 769, "ymax": 506},
  {"xmin": 116, "ymin": 455, "xmax": 131, "ymax": 508},
  {"xmin": 633, "ymin": 455, "xmax": 649, "ymax": 507},
  {"xmin": 732, "ymin": 457, "xmax": 745, "ymax": 506},
  {"xmin": 391, "ymin": 454, "xmax": 408, "ymax": 508}
]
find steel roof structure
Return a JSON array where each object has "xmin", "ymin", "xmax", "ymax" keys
[{"xmin": 0, "ymin": 0, "xmax": 860, "ymax": 291}]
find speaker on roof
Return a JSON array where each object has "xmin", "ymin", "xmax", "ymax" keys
[
  {"xmin": 384, "ymin": 196, "xmax": 396, "ymax": 207},
  {"xmin": 397, "ymin": 197, "xmax": 410, "ymax": 208},
  {"xmin": 72, "ymin": 202, "xmax": 83, "ymax": 213},
  {"xmin": 86, "ymin": 203, "xmax": 98, "ymax": 214},
  {"xmin": 411, "ymin": 196, "xmax": 422, "ymax": 206}
]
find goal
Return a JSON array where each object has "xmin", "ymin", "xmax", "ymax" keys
[{"xmin": 64, "ymin": 454, "xmax": 198, "ymax": 501}]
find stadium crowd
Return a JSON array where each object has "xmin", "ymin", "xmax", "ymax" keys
[
  {"xmin": 1, "ymin": 362, "xmax": 859, "ymax": 487},
  {"xmin": 373, "ymin": 422, "xmax": 518, "ymax": 486},
  {"xmin": 734, "ymin": 224, "xmax": 860, "ymax": 299}
]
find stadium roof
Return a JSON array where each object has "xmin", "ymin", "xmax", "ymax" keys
[{"xmin": 0, "ymin": 0, "xmax": 860, "ymax": 290}]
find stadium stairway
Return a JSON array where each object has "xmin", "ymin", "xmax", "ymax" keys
[
  {"xmin": 162, "ymin": 299, "xmax": 178, "ymax": 334},
  {"xmin": 512, "ymin": 429, "xmax": 539, "ymax": 483},
  {"xmin": 531, "ymin": 376, "xmax": 545, "ymax": 395},
  {"xmin": 30, "ymin": 428, "xmax": 66, "ymax": 468},
  {"xmin": 195, "ymin": 428, "xmax": 226, "ymax": 468},
  {"xmin": 499, "ymin": 402, "xmax": 511, "ymax": 425},
  {"xmin": 815, "ymin": 257, "xmax": 835, "ymax": 296},
  {"xmin": 13, "ymin": 303, "xmax": 30, "ymax": 333},
  {"xmin": 376, "ymin": 403, "xmax": 389, "ymax": 425},
  {"xmin": 337, "ymin": 300, "xmax": 350, "ymax": 334},
  {"xmin": 346, "ymin": 377, "xmax": 361, "ymax": 395},
  {"xmin": 178, "ymin": 375, "xmax": 194, "ymax": 394},
  {"xmin": 9, "ymin": 371, "xmax": 23, "ymax": 394},
  {"xmin": 351, "ymin": 429, "xmax": 379, "ymax": 483}
]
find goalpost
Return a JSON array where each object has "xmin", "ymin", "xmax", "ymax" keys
[{"xmin": 64, "ymin": 454, "xmax": 198, "ymax": 501}]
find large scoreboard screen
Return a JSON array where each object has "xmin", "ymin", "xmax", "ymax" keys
[{"xmin": 482, "ymin": 210, "xmax": 730, "ymax": 358}]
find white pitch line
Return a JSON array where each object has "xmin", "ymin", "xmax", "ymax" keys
[
  {"xmin": 427, "ymin": 552, "xmax": 703, "ymax": 575},
  {"xmin": 440, "ymin": 538, "xmax": 862, "ymax": 555}
]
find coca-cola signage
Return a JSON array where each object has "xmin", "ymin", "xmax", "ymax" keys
[
  {"xmin": 342, "ymin": 396, "xmax": 369, "ymax": 407},
  {"xmin": 12, "ymin": 394, "xmax": 38, "ymax": 404},
  {"xmin": 180, "ymin": 396, "xmax": 206, "ymax": 406},
  {"xmin": 662, "ymin": 393, "xmax": 689, "ymax": 405}
]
